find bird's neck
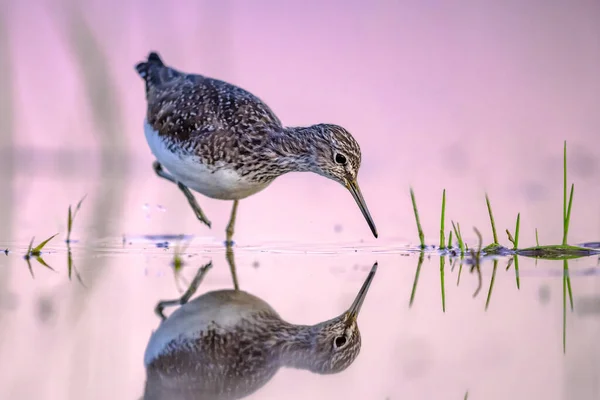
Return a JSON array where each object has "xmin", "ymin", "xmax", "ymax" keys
[
  {"xmin": 270, "ymin": 321, "xmax": 319, "ymax": 370},
  {"xmin": 267, "ymin": 125, "xmax": 324, "ymax": 174}
]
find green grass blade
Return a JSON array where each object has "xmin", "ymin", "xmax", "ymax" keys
[
  {"xmin": 562, "ymin": 258, "xmax": 574, "ymax": 353},
  {"xmin": 67, "ymin": 247, "xmax": 86, "ymax": 287},
  {"xmin": 26, "ymin": 257, "xmax": 34, "ymax": 278},
  {"xmin": 440, "ymin": 256, "xmax": 446, "ymax": 312},
  {"xmin": 514, "ymin": 255, "xmax": 521, "ymax": 290},
  {"xmin": 173, "ymin": 256, "xmax": 183, "ymax": 272},
  {"xmin": 31, "ymin": 233, "xmax": 58, "ymax": 255},
  {"xmin": 565, "ymin": 259, "xmax": 573, "ymax": 311},
  {"xmin": 171, "ymin": 239, "xmax": 191, "ymax": 274},
  {"xmin": 410, "ymin": 188, "xmax": 425, "ymax": 249},
  {"xmin": 68, "ymin": 247, "xmax": 73, "ymax": 280},
  {"xmin": 67, "ymin": 195, "xmax": 87, "ymax": 243},
  {"xmin": 485, "ymin": 259, "xmax": 498, "ymax": 311},
  {"xmin": 452, "ymin": 221, "xmax": 465, "ymax": 255},
  {"xmin": 563, "ymin": 183, "xmax": 574, "ymax": 246},
  {"xmin": 485, "ymin": 193, "xmax": 499, "ymax": 244},
  {"xmin": 457, "ymin": 259, "xmax": 463, "ymax": 286},
  {"xmin": 439, "ymin": 189, "xmax": 446, "ymax": 249},
  {"xmin": 567, "ymin": 276, "xmax": 574, "ymax": 311},
  {"xmin": 35, "ymin": 256, "xmax": 55, "ymax": 271},
  {"xmin": 74, "ymin": 194, "xmax": 87, "ymax": 213},
  {"xmin": 67, "ymin": 205, "xmax": 73, "ymax": 236},
  {"xmin": 563, "ymin": 140, "xmax": 567, "ymax": 242},
  {"xmin": 27, "ymin": 237, "xmax": 34, "ymax": 254},
  {"xmin": 536, "ymin": 228, "xmax": 540, "ymax": 246},
  {"xmin": 448, "ymin": 230, "xmax": 453, "ymax": 249},
  {"xmin": 409, "ymin": 252, "xmax": 425, "ymax": 307},
  {"xmin": 505, "ymin": 257, "xmax": 513, "ymax": 271},
  {"xmin": 451, "ymin": 221, "xmax": 459, "ymax": 242},
  {"xmin": 563, "ymin": 259, "xmax": 567, "ymax": 353},
  {"xmin": 506, "ymin": 229, "xmax": 515, "ymax": 247}
]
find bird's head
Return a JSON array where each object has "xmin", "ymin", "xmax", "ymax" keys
[
  {"xmin": 308, "ymin": 124, "xmax": 378, "ymax": 238},
  {"xmin": 305, "ymin": 263, "xmax": 378, "ymax": 374}
]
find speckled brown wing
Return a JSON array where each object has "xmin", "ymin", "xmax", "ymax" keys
[
  {"xmin": 136, "ymin": 52, "xmax": 289, "ymax": 179},
  {"xmin": 144, "ymin": 70, "xmax": 283, "ymax": 156}
]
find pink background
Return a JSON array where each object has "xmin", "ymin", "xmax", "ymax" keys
[{"xmin": 0, "ymin": 1, "xmax": 599, "ymax": 399}]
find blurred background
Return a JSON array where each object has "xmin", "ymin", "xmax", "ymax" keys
[{"xmin": 0, "ymin": 0, "xmax": 599, "ymax": 399}]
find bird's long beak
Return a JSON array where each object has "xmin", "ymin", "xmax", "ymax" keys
[
  {"xmin": 347, "ymin": 262, "xmax": 378, "ymax": 320},
  {"xmin": 346, "ymin": 179, "xmax": 378, "ymax": 238}
]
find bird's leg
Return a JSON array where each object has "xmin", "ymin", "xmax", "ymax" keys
[
  {"xmin": 152, "ymin": 161, "xmax": 212, "ymax": 228},
  {"xmin": 225, "ymin": 200, "xmax": 239, "ymax": 246},
  {"xmin": 177, "ymin": 182, "xmax": 212, "ymax": 228},
  {"xmin": 155, "ymin": 261, "xmax": 213, "ymax": 321},
  {"xmin": 225, "ymin": 245, "xmax": 240, "ymax": 291}
]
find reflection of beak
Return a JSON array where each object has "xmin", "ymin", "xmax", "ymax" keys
[
  {"xmin": 346, "ymin": 179, "xmax": 378, "ymax": 238},
  {"xmin": 348, "ymin": 262, "xmax": 378, "ymax": 320}
]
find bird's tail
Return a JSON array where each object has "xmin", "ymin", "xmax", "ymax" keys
[{"xmin": 135, "ymin": 52, "xmax": 180, "ymax": 92}]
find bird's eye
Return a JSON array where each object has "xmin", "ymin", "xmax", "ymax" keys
[
  {"xmin": 335, "ymin": 153, "xmax": 347, "ymax": 165},
  {"xmin": 334, "ymin": 336, "xmax": 347, "ymax": 348}
]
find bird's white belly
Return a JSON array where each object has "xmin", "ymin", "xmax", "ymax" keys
[
  {"xmin": 144, "ymin": 290, "xmax": 278, "ymax": 366},
  {"xmin": 144, "ymin": 120, "xmax": 269, "ymax": 200}
]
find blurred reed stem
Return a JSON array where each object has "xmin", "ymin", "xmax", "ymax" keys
[
  {"xmin": 0, "ymin": 5, "xmax": 16, "ymax": 327},
  {"xmin": 63, "ymin": 0, "xmax": 127, "ymax": 313}
]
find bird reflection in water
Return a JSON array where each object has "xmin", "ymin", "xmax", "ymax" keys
[{"xmin": 142, "ymin": 258, "xmax": 378, "ymax": 400}]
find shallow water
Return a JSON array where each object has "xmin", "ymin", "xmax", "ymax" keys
[
  {"xmin": 2, "ymin": 1, "xmax": 600, "ymax": 399},
  {"xmin": 2, "ymin": 164, "xmax": 600, "ymax": 400}
]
